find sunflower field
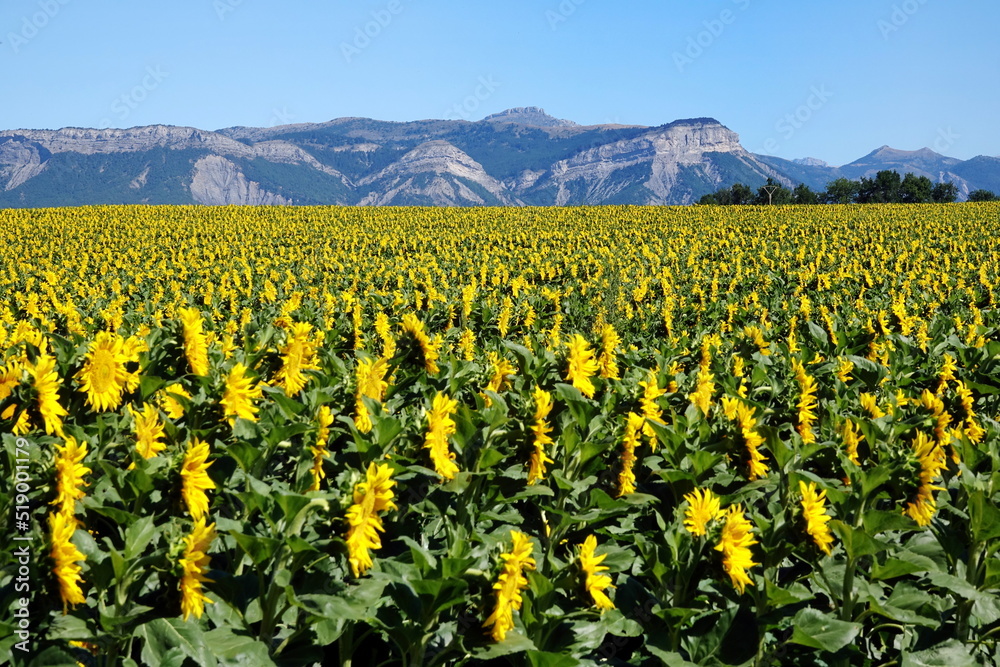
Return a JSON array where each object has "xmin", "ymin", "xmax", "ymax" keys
[{"xmin": 2, "ymin": 203, "xmax": 1000, "ymax": 667}]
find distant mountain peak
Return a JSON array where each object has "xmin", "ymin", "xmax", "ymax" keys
[
  {"xmin": 482, "ymin": 107, "xmax": 578, "ymax": 128},
  {"xmin": 793, "ymin": 157, "xmax": 829, "ymax": 168},
  {"xmin": 865, "ymin": 145, "xmax": 944, "ymax": 160}
]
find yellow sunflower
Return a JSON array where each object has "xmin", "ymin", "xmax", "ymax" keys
[
  {"xmin": 76, "ymin": 332, "xmax": 138, "ymax": 412},
  {"xmin": 178, "ymin": 517, "xmax": 216, "ymax": 620},
  {"xmin": 180, "ymin": 438, "xmax": 215, "ymax": 520}
]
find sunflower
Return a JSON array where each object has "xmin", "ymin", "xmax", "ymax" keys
[
  {"xmin": 683, "ymin": 487, "xmax": 723, "ymax": 536},
  {"xmin": 158, "ymin": 383, "xmax": 192, "ymax": 420},
  {"xmin": 791, "ymin": 359, "xmax": 818, "ymax": 445},
  {"xmin": 355, "ymin": 356, "xmax": 388, "ymax": 433},
  {"xmin": 424, "ymin": 392, "xmax": 460, "ymax": 480},
  {"xmin": 483, "ymin": 352, "xmax": 516, "ymax": 405},
  {"xmin": 29, "ymin": 353, "xmax": 68, "ymax": 436},
  {"xmin": 220, "ymin": 362, "xmax": 263, "ymax": 425},
  {"xmin": 715, "ymin": 505, "xmax": 758, "ymax": 594},
  {"xmin": 904, "ymin": 431, "xmax": 947, "ymax": 527},
  {"xmin": 799, "ymin": 481, "xmax": 835, "ymax": 555},
  {"xmin": 178, "ymin": 517, "xmax": 216, "ymax": 620},
  {"xmin": 49, "ymin": 510, "xmax": 86, "ymax": 614},
  {"xmin": 578, "ymin": 535, "xmax": 615, "ymax": 612},
  {"xmin": 565, "ymin": 334, "xmax": 599, "ymax": 398},
  {"xmin": 527, "ymin": 387, "xmax": 555, "ymax": 485},
  {"xmin": 50, "ymin": 436, "xmax": 91, "ymax": 517},
  {"xmin": 638, "ymin": 368, "xmax": 666, "ymax": 449},
  {"xmin": 76, "ymin": 332, "xmax": 138, "ymax": 412},
  {"xmin": 178, "ymin": 307, "xmax": 210, "ymax": 377},
  {"xmin": 344, "ymin": 462, "xmax": 397, "ymax": 577},
  {"xmin": 689, "ymin": 369, "xmax": 715, "ymax": 417},
  {"xmin": 617, "ymin": 412, "xmax": 644, "ymax": 497},
  {"xmin": 274, "ymin": 321, "xmax": 322, "ymax": 396},
  {"xmin": 180, "ymin": 438, "xmax": 215, "ymax": 520},
  {"xmin": 483, "ymin": 531, "xmax": 535, "ymax": 642},
  {"xmin": 309, "ymin": 406, "xmax": 333, "ymax": 492},
  {"xmin": 401, "ymin": 313, "xmax": 440, "ymax": 374},
  {"xmin": 597, "ymin": 324, "xmax": 621, "ymax": 380},
  {"xmin": 128, "ymin": 403, "xmax": 166, "ymax": 464}
]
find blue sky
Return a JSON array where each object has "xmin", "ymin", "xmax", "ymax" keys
[{"xmin": 2, "ymin": 0, "xmax": 997, "ymax": 166}]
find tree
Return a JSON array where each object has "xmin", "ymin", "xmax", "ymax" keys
[
  {"xmin": 698, "ymin": 193, "xmax": 719, "ymax": 205},
  {"xmin": 857, "ymin": 170, "xmax": 903, "ymax": 203},
  {"xmin": 931, "ymin": 182, "xmax": 959, "ymax": 203},
  {"xmin": 824, "ymin": 178, "xmax": 859, "ymax": 205},
  {"xmin": 900, "ymin": 173, "xmax": 933, "ymax": 203},
  {"xmin": 730, "ymin": 183, "xmax": 755, "ymax": 205},
  {"xmin": 792, "ymin": 183, "xmax": 819, "ymax": 205},
  {"xmin": 755, "ymin": 178, "xmax": 792, "ymax": 205},
  {"xmin": 968, "ymin": 189, "xmax": 997, "ymax": 202}
]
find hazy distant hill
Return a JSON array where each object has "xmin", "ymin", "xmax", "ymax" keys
[{"xmin": 1, "ymin": 108, "xmax": 996, "ymax": 206}]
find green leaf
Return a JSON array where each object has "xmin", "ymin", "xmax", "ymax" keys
[
  {"xmin": 471, "ymin": 631, "xmax": 537, "ymax": 659},
  {"xmin": 25, "ymin": 647, "xmax": 80, "ymax": 667},
  {"xmin": 901, "ymin": 639, "xmax": 977, "ymax": 667},
  {"xmin": 645, "ymin": 647, "xmax": 700, "ymax": 667},
  {"xmin": 136, "ymin": 618, "xmax": 218, "ymax": 667},
  {"xmin": 230, "ymin": 531, "xmax": 282, "ymax": 567},
  {"xmin": 526, "ymin": 651, "xmax": 581, "ymax": 667},
  {"xmin": 202, "ymin": 628, "xmax": 277, "ymax": 666},
  {"xmin": 788, "ymin": 608, "xmax": 861, "ymax": 653},
  {"xmin": 124, "ymin": 515, "xmax": 157, "ymax": 560},
  {"xmin": 830, "ymin": 521, "xmax": 886, "ymax": 558}
]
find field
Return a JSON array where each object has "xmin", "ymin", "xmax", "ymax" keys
[{"xmin": 2, "ymin": 203, "xmax": 1000, "ymax": 667}]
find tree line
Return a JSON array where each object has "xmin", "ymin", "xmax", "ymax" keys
[{"xmin": 698, "ymin": 171, "xmax": 998, "ymax": 206}]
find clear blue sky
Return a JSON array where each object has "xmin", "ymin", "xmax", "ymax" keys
[{"xmin": 2, "ymin": 0, "xmax": 997, "ymax": 166}]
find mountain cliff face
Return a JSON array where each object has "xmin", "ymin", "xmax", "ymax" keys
[{"xmin": 0, "ymin": 110, "xmax": 995, "ymax": 207}]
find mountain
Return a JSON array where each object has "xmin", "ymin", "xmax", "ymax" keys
[{"xmin": 0, "ymin": 112, "xmax": 996, "ymax": 206}]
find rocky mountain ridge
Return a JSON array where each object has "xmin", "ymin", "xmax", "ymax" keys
[{"xmin": 1, "ymin": 109, "xmax": 997, "ymax": 206}]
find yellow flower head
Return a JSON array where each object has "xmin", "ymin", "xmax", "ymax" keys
[
  {"xmin": 424, "ymin": 392, "xmax": 460, "ymax": 480},
  {"xmin": 30, "ymin": 353, "xmax": 68, "ymax": 436},
  {"xmin": 178, "ymin": 307, "xmax": 210, "ymax": 377},
  {"xmin": 565, "ymin": 334, "xmax": 599, "ymax": 398},
  {"xmin": 714, "ymin": 505, "xmax": 758, "ymax": 594},
  {"xmin": 309, "ymin": 405, "xmax": 334, "ymax": 492},
  {"xmin": 617, "ymin": 412, "xmax": 644, "ymax": 497},
  {"xmin": 275, "ymin": 321, "xmax": 322, "ymax": 396},
  {"xmin": 49, "ymin": 510, "xmax": 86, "ymax": 614},
  {"xmin": 158, "ymin": 383, "xmax": 192, "ymax": 420},
  {"xmin": 484, "ymin": 531, "xmax": 536, "ymax": 642},
  {"xmin": 904, "ymin": 431, "xmax": 946, "ymax": 527},
  {"xmin": 355, "ymin": 356, "xmax": 389, "ymax": 433},
  {"xmin": 345, "ymin": 462, "xmax": 397, "ymax": 577},
  {"xmin": 51, "ymin": 436, "xmax": 91, "ymax": 516},
  {"xmin": 799, "ymin": 481, "xmax": 834, "ymax": 555},
  {"xmin": 181, "ymin": 438, "xmax": 215, "ymax": 520},
  {"xmin": 129, "ymin": 403, "xmax": 166, "ymax": 463},
  {"xmin": 401, "ymin": 313, "xmax": 440, "ymax": 374},
  {"xmin": 578, "ymin": 535, "xmax": 615, "ymax": 611},
  {"xmin": 220, "ymin": 362, "xmax": 263, "ymax": 426},
  {"xmin": 683, "ymin": 487, "xmax": 723, "ymax": 536},
  {"xmin": 527, "ymin": 387, "xmax": 555, "ymax": 485},
  {"xmin": 76, "ymin": 332, "xmax": 138, "ymax": 412},
  {"xmin": 597, "ymin": 325, "xmax": 621, "ymax": 380},
  {"xmin": 178, "ymin": 517, "xmax": 216, "ymax": 621}
]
